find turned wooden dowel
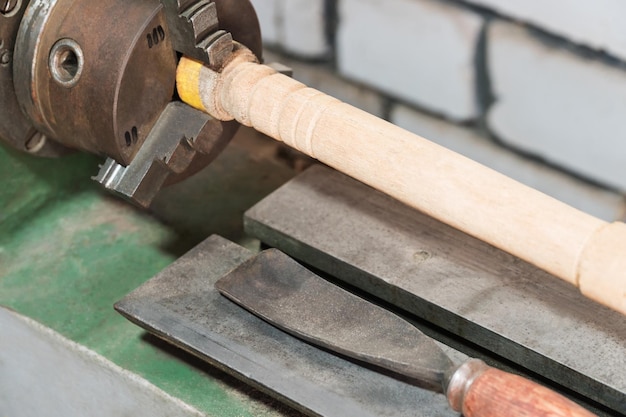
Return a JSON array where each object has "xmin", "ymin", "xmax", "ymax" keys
[{"xmin": 177, "ymin": 44, "xmax": 626, "ymax": 315}]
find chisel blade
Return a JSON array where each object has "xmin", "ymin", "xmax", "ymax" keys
[{"xmin": 215, "ymin": 248, "xmax": 454, "ymax": 392}]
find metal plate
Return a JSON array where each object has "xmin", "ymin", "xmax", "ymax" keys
[
  {"xmin": 244, "ymin": 165, "xmax": 626, "ymax": 415},
  {"xmin": 115, "ymin": 235, "xmax": 466, "ymax": 417}
]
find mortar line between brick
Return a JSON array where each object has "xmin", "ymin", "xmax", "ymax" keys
[{"xmin": 448, "ymin": 0, "xmax": 626, "ymax": 68}]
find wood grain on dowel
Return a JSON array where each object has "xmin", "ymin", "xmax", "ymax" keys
[{"xmin": 177, "ymin": 44, "xmax": 626, "ymax": 315}]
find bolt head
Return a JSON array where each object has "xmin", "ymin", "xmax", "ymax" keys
[
  {"xmin": 1, "ymin": 0, "xmax": 19, "ymax": 15},
  {"xmin": 0, "ymin": 50, "xmax": 11, "ymax": 66}
]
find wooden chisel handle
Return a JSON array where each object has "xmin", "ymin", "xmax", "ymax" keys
[
  {"xmin": 176, "ymin": 43, "xmax": 626, "ymax": 315},
  {"xmin": 446, "ymin": 360, "xmax": 595, "ymax": 417}
]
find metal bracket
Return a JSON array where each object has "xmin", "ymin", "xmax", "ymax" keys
[
  {"xmin": 161, "ymin": 0, "xmax": 233, "ymax": 68},
  {"xmin": 93, "ymin": 102, "xmax": 209, "ymax": 207}
]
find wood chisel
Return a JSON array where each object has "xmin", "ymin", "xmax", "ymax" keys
[{"xmin": 215, "ymin": 249, "xmax": 596, "ymax": 417}]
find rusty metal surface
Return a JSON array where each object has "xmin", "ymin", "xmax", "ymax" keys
[
  {"xmin": 215, "ymin": 248, "xmax": 455, "ymax": 393},
  {"xmin": 14, "ymin": 0, "xmax": 177, "ymax": 165},
  {"xmin": 2, "ymin": 0, "xmax": 261, "ymax": 205},
  {"xmin": 161, "ymin": 0, "xmax": 261, "ymax": 67},
  {"xmin": 115, "ymin": 235, "xmax": 464, "ymax": 417},
  {"xmin": 8, "ymin": 0, "xmax": 261, "ymax": 165},
  {"xmin": 244, "ymin": 165, "xmax": 626, "ymax": 415},
  {"xmin": 0, "ymin": 0, "xmax": 70, "ymax": 156},
  {"xmin": 162, "ymin": 0, "xmax": 230, "ymax": 68}
]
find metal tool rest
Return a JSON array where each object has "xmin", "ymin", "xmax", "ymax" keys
[
  {"xmin": 245, "ymin": 165, "xmax": 625, "ymax": 415},
  {"xmin": 117, "ymin": 165, "xmax": 624, "ymax": 417}
]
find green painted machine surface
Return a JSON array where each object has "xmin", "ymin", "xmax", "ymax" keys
[{"xmin": 0, "ymin": 129, "xmax": 300, "ymax": 416}]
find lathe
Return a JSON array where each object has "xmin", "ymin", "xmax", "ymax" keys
[{"xmin": 1, "ymin": 1, "xmax": 624, "ymax": 416}]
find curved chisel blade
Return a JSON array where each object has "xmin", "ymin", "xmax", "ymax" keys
[{"xmin": 215, "ymin": 248, "xmax": 454, "ymax": 392}]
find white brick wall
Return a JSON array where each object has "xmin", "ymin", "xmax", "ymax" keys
[
  {"xmin": 337, "ymin": 0, "xmax": 483, "ymax": 121},
  {"xmin": 465, "ymin": 0, "xmax": 626, "ymax": 61},
  {"xmin": 487, "ymin": 21, "xmax": 626, "ymax": 192},
  {"xmin": 250, "ymin": 0, "xmax": 280, "ymax": 45},
  {"xmin": 282, "ymin": 0, "xmax": 328, "ymax": 57},
  {"xmin": 248, "ymin": 0, "xmax": 626, "ymax": 210},
  {"xmin": 249, "ymin": 0, "xmax": 329, "ymax": 58},
  {"xmin": 391, "ymin": 104, "xmax": 625, "ymax": 220}
]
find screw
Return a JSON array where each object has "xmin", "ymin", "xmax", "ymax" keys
[
  {"xmin": 0, "ymin": 0, "xmax": 19, "ymax": 15},
  {"xmin": 0, "ymin": 50, "xmax": 10, "ymax": 66},
  {"xmin": 25, "ymin": 132, "xmax": 46, "ymax": 153},
  {"xmin": 49, "ymin": 39, "xmax": 83, "ymax": 88}
]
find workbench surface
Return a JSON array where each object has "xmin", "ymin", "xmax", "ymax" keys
[{"xmin": 0, "ymin": 128, "xmax": 302, "ymax": 416}]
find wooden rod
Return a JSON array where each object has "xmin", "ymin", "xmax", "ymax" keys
[{"xmin": 176, "ymin": 44, "xmax": 626, "ymax": 315}]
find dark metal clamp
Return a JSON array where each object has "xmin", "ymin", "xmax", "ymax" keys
[{"xmin": 0, "ymin": 0, "xmax": 262, "ymax": 206}]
